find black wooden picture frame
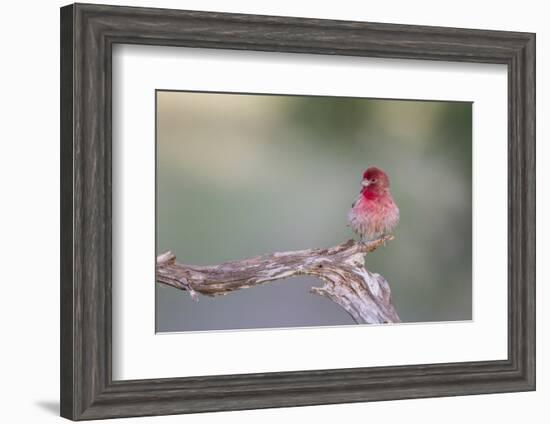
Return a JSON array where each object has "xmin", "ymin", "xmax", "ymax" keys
[{"xmin": 60, "ymin": 3, "xmax": 535, "ymax": 420}]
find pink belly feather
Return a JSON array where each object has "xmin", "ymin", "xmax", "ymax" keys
[{"xmin": 348, "ymin": 193, "xmax": 399, "ymax": 241}]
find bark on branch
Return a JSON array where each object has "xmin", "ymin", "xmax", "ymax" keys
[{"xmin": 156, "ymin": 236, "xmax": 400, "ymax": 324}]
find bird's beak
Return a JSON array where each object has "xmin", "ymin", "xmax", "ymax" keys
[{"xmin": 361, "ymin": 180, "xmax": 371, "ymax": 187}]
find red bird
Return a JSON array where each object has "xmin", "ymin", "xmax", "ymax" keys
[{"xmin": 348, "ymin": 167, "xmax": 399, "ymax": 243}]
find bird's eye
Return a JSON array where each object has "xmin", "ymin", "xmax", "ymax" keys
[{"xmin": 371, "ymin": 179, "xmax": 376, "ymax": 183}]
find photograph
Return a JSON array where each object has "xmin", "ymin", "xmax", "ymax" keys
[
  {"xmin": 52, "ymin": 2, "xmax": 537, "ymax": 421},
  {"xmin": 155, "ymin": 90, "xmax": 473, "ymax": 332}
]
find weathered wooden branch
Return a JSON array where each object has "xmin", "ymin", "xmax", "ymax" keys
[{"xmin": 156, "ymin": 236, "xmax": 400, "ymax": 324}]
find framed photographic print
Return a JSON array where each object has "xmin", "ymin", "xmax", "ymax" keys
[{"xmin": 60, "ymin": 3, "xmax": 535, "ymax": 420}]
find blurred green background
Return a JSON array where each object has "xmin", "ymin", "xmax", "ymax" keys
[{"xmin": 156, "ymin": 90, "xmax": 472, "ymax": 332}]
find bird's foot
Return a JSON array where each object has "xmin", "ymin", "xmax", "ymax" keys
[{"xmin": 359, "ymin": 236, "xmax": 388, "ymax": 247}]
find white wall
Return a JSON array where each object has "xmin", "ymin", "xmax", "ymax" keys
[{"xmin": 0, "ymin": 0, "xmax": 546, "ymax": 422}]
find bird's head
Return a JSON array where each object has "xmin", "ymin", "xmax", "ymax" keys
[{"xmin": 361, "ymin": 166, "xmax": 390, "ymax": 196}]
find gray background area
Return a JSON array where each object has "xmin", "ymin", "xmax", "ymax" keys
[{"xmin": 156, "ymin": 91, "xmax": 472, "ymax": 332}]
